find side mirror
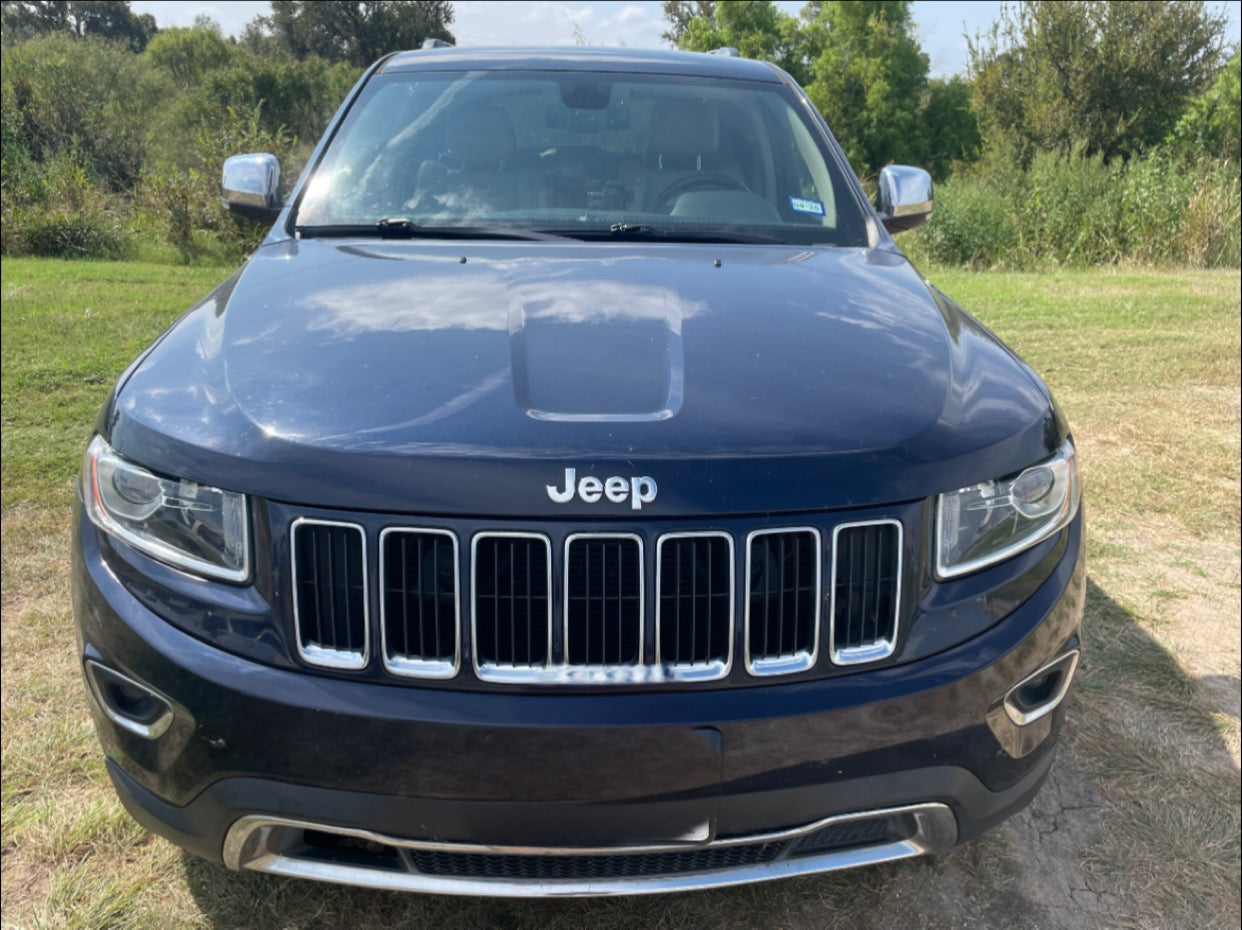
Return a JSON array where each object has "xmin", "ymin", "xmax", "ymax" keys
[
  {"xmin": 222, "ymin": 153, "xmax": 282, "ymax": 225},
  {"xmin": 876, "ymin": 165, "xmax": 932, "ymax": 234}
]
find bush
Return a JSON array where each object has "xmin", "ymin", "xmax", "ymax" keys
[
  {"xmin": 1, "ymin": 151, "xmax": 131, "ymax": 259},
  {"xmin": 1, "ymin": 34, "xmax": 160, "ymax": 191},
  {"xmin": 903, "ymin": 177, "xmax": 1016, "ymax": 268},
  {"xmin": 136, "ymin": 107, "xmax": 294, "ymax": 262},
  {"xmin": 905, "ymin": 150, "xmax": 1240, "ymax": 270}
]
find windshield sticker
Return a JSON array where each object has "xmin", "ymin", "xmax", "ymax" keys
[{"xmin": 789, "ymin": 196, "xmax": 826, "ymax": 216}]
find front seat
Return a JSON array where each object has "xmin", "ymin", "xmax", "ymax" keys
[{"xmin": 436, "ymin": 103, "xmax": 520, "ymax": 214}]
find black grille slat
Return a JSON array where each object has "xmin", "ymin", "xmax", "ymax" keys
[
  {"xmin": 659, "ymin": 536, "xmax": 731, "ymax": 668},
  {"xmin": 294, "ymin": 522, "xmax": 366, "ymax": 663},
  {"xmin": 566, "ymin": 537, "xmax": 641, "ymax": 665},
  {"xmin": 474, "ymin": 536, "xmax": 550, "ymax": 669},
  {"xmin": 382, "ymin": 530, "xmax": 457, "ymax": 669},
  {"xmin": 409, "ymin": 842, "xmax": 785, "ymax": 880},
  {"xmin": 832, "ymin": 522, "xmax": 900, "ymax": 662},
  {"xmin": 747, "ymin": 530, "xmax": 818, "ymax": 670}
]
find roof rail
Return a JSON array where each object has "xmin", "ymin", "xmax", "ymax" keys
[
  {"xmin": 422, "ymin": 37, "xmax": 453, "ymax": 49},
  {"xmin": 708, "ymin": 47, "xmax": 740, "ymax": 57}
]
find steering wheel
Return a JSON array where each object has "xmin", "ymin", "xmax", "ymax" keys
[{"xmin": 649, "ymin": 172, "xmax": 749, "ymax": 213}]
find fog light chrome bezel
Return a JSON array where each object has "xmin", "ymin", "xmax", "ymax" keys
[
  {"xmin": 84, "ymin": 660, "xmax": 174, "ymax": 740},
  {"xmin": 1003, "ymin": 649, "xmax": 1080, "ymax": 726}
]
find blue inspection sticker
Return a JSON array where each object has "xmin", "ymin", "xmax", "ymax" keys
[{"xmin": 788, "ymin": 196, "xmax": 826, "ymax": 216}]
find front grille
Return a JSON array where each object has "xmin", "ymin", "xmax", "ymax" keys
[
  {"xmin": 408, "ymin": 842, "xmax": 785, "ymax": 880},
  {"xmin": 564, "ymin": 535, "xmax": 643, "ymax": 665},
  {"xmin": 289, "ymin": 515, "xmax": 906, "ymax": 683},
  {"xmin": 830, "ymin": 520, "xmax": 902, "ymax": 664},
  {"xmin": 472, "ymin": 534, "xmax": 552, "ymax": 676},
  {"xmin": 380, "ymin": 528, "xmax": 459, "ymax": 677},
  {"xmin": 656, "ymin": 533, "xmax": 733, "ymax": 677},
  {"xmin": 745, "ymin": 528, "xmax": 821, "ymax": 675},
  {"xmin": 292, "ymin": 519, "xmax": 368, "ymax": 669}
]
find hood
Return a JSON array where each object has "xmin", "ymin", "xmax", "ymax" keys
[{"xmin": 107, "ymin": 240, "xmax": 1061, "ymax": 516}]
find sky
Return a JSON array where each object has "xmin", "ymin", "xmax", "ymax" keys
[{"xmin": 131, "ymin": 0, "xmax": 1242, "ymax": 79}]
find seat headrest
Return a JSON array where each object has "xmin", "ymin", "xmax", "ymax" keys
[
  {"xmin": 444, "ymin": 104, "xmax": 516, "ymax": 160},
  {"xmin": 649, "ymin": 99, "xmax": 719, "ymax": 157}
]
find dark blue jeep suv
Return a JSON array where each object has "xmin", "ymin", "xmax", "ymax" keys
[{"xmin": 72, "ymin": 45, "xmax": 1084, "ymax": 896}]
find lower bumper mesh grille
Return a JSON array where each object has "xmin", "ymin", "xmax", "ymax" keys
[{"xmin": 409, "ymin": 843, "xmax": 784, "ymax": 880}]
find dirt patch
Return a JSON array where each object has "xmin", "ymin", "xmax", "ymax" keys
[{"xmin": 999, "ymin": 761, "xmax": 1123, "ymax": 929}]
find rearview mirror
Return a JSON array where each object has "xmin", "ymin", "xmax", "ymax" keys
[
  {"xmin": 222, "ymin": 153, "xmax": 282, "ymax": 225},
  {"xmin": 876, "ymin": 165, "xmax": 932, "ymax": 234}
]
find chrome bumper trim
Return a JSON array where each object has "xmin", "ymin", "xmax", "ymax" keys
[{"xmin": 223, "ymin": 802, "xmax": 956, "ymax": 897}]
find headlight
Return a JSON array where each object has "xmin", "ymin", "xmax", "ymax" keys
[
  {"xmin": 82, "ymin": 436, "xmax": 250, "ymax": 582},
  {"xmin": 936, "ymin": 438, "xmax": 1079, "ymax": 579}
]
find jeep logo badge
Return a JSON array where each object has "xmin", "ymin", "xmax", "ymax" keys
[{"xmin": 546, "ymin": 467, "xmax": 658, "ymax": 511}]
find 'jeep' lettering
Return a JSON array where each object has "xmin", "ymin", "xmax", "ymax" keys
[{"xmin": 546, "ymin": 468, "xmax": 658, "ymax": 510}]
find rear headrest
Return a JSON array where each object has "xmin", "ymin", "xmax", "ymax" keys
[
  {"xmin": 444, "ymin": 104, "xmax": 516, "ymax": 160},
  {"xmin": 649, "ymin": 99, "xmax": 719, "ymax": 157}
]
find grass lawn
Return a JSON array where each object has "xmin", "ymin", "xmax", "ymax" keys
[{"xmin": 1, "ymin": 258, "xmax": 1238, "ymax": 929}]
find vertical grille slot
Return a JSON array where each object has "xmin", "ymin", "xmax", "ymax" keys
[
  {"xmin": 292, "ymin": 519, "xmax": 368, "ymax": 670},
  {"xmin": 564, "ymin": 535, "xmax": 643, "ymax": 666},
  {"xmin": 472, "ymin": 534, "xmax": 552, "ymax": 679},
  {"xmin": 745, "ymin": 528, "xmax": 821, "ymax": 675},
  {"xmin": 831, "ymin": 520, "xmax": 902, "ymax": 665},
  {"xmin": 656, "ymin": 533, "xmax": 733, "ymax": 679},
  {"xmin": 380, "ymin": 528, "xmax": 459, "ymax": 678}
]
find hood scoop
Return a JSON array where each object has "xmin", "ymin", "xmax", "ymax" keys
[{"xmin": 508, "ymin": 285, "xmax": 687, "ymax": 422}]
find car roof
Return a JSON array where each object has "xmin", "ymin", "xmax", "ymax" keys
[{"xmin": 380, "ymin": 46, "xmax": 784, "ymax": 82}]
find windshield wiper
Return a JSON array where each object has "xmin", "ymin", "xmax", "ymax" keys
[
  {"xmin": 296, "ymin": 219, "xmax": 574, "ymax": 242},
  {"xmin": 544, "ymin": 223, "xmax": 788, "ymax": 245}
]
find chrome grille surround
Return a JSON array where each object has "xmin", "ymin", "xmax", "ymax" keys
[
  {"xmin": 470, "ymin": 532, "xmax": 554, "ymax": 682},
  {"xmin": 829, "ymin": 519, "xmax": 903, "ymax": 666},
  {"xmin": 291, "ymin": 517, "xmax": 369, "ymax": 670},
  {"xmin": 563, "ymin": 533, "xmax": 645, "ymax": 668},
  {"xmin": 744, "ymin": 527, "xmax": 822, "ymax": 676},
  {"xmin": 378, "ymin": 526, "xmax": 460, "ymax": 679},
  {"xmin": 654, "ymin": 531, "xmax": 734, "ymax": 681}
]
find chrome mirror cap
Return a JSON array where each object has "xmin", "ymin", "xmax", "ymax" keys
[
  {"xmin": 222, "ymin": 153, "xmax": 282, "ymax": 224},
  {"xmin": 876, "ymin": 165, "xmax": 932, "ymax": 234}
]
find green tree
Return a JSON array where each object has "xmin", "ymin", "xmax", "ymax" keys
[
  {"xmin": 254, "ymin": 1, "xmax": 455, "ymax": 67},
  {"xmin": 968, "ymin": 1, "xmax": 1229, "ymax": 164},
  {"xmin": 800, "ymin": 1, "xmax": 929, "ymax": 176},
  {"xmin": 918, "ymin": 77, "xmax": 981, "ymax": 179},
  {"xmin": 0, "ymin": 0, "xmax": 155, "ymax": 51},
  {"xmin": 660, "ymin": 0, "xmax": 716, "ymax": 46},
  {"xmin": 143, "ymin": 20, "xmax": 235, "ymax": 90},
  {"xmin": 672, "ymin": 0, "xmax": 806, "ymax": 81},
  {"xmin": 663, "ymin": 1, "xmax": 971, "ymax": 178},
  {"xmin": 1168, "ymin": 52, "xmax": 1241, "ymax": 162}
]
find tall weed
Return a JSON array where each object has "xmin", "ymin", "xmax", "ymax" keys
[
  {"xmin": 1, "ymin": 150, "xmax": 130, "ymax": 259},
  {"xmin": 906, "ymin": 151, "xmax": 1240, "ymax": 269}
]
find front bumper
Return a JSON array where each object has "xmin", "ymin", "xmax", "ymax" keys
[{"xmin": 74, "ymin": 509, "xmax": 1085, "ymax": 895}]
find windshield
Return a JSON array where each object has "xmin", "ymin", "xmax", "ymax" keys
[{"xmin": 294, "ymin": 69, "xmax": 869, "ymax": 246}]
